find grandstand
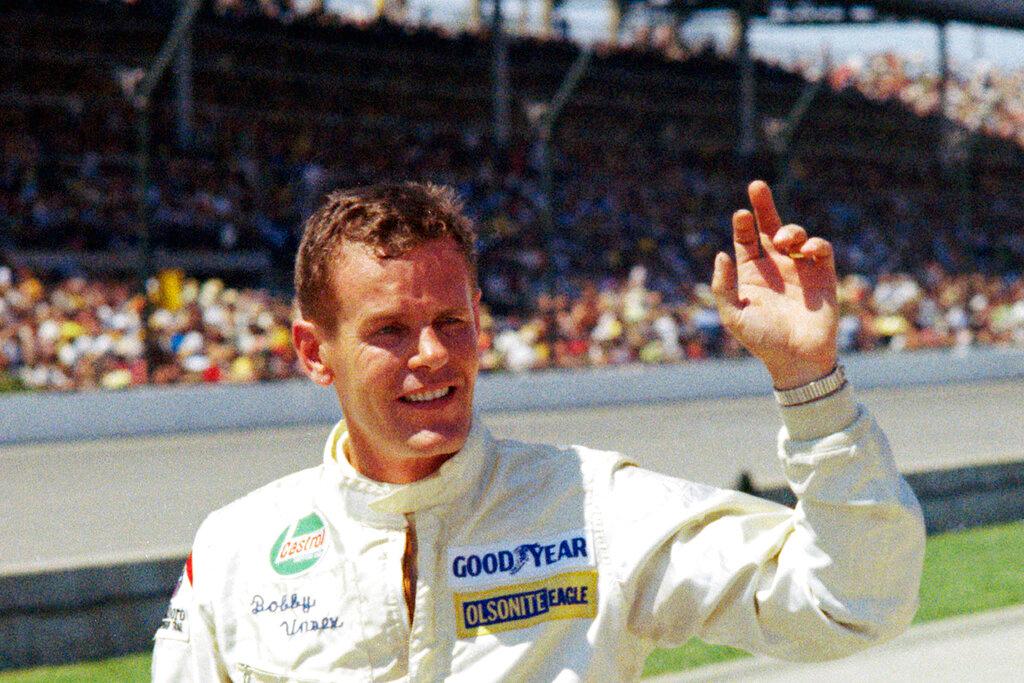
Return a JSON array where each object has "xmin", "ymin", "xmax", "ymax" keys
[{"xmin": 1, "ymin": 0, "xmax": 1024, "ymax": 392}]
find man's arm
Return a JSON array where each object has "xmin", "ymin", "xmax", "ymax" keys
[
  {"xmin": 603, "ymin": 182, "xmax": 923, "ymax": 659},
  {"xmin": 607, "ymin": 384, "xmax": 924, "ymax": 660}
]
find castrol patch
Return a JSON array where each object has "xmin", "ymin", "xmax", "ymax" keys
[{"xmin": 270, "ymin": 512, "xmax": 328, "ymax": 576}]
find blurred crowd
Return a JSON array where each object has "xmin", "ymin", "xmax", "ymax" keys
[
  {"xmin": 5, "ymin": 2, "xmax": 1023, "ymax": 275},
  {"xmin": 0, "ymin": 265, "xmax": 297, "ymax": 391},
  {"xmin": 3, "ymin": 262, "xmax": 1022, "ymax": 392},
  {"xmin": 2, "ymin": 1, "xmax": 1024, "ymax": 391},
  {"xmin": 0, "ymin": 101, "xmax": 302, "ymax": 255},
  {"xmin": 827, "ymin": 52, "xmax": 1024, "ymax": 147}
]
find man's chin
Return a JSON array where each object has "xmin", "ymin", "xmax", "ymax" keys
[{"xmin": 404, "ymin": 426, "xmax": 471, "ymax": 459}]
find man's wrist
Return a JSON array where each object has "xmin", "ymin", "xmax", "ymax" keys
[
  {"xmin": 768, "ymin": 355, "xmax": 839, "ymax": 391},
  {"xmin": 773, "ymin": 364, "xmax": 847, "ymax": 407}
]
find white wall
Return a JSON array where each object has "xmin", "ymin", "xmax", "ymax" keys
[{"xmin": 3, "ymin": 347, "xmax": 1023, "ymax": 445}]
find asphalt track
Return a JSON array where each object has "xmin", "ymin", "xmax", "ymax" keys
[{"xmin": 1, "ymin": 377, "xmax": 1023, "ymax": 575}]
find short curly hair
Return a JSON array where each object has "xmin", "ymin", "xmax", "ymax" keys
[{"xmin": 294, "ymin": 182, "xmax": 478, "ymax": 331}]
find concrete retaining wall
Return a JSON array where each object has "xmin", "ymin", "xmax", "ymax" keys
[
  {"xmin": 4, "ymin": 346, "xmax": 1024, "ymax": 445},
  {"xmin": 0, "ymin": 560, "xmax": 181, "ymax": 670},
  {"xmin": 751, "ymin": 460, "xmax": 1024, "ymax": 535}
]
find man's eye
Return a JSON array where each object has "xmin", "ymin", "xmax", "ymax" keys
[{"xmin": 376, "ymin": 324, "xmax": 403, "ymax": 336}]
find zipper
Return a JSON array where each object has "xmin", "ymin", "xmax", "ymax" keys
[
  {"xmin": 236, "ymin": 662, "xmax": 328, "ymax": 683},
  {"xmin": 238, "ymin": 662, "xmax": 285, "ymax": 682},
  {"xmin": 402, "ymin": 512, "xmax": 418, "ymax": 628},
  {"xmin": 403, "ymin": 512, "xmax": 423, "ymax": 680}
]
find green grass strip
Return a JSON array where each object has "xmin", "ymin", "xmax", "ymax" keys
[
  {"xmin": 0, "ymin": 654, "xmax": 151, "ymax": 682},
  {"xmin": 3, "ymin": 522, "xmax": 1023, "ymax": 681},
  {"xmin": 914, "ymin": 519, "xmax": 1024, "ymax": 622}
]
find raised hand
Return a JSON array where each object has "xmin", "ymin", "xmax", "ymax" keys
[{"xmin": 711, "ymin": 180, "xmax": 839, "ymax": 390}]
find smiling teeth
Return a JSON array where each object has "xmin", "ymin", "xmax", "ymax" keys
[{"xmin": 404, "ymin": 387, "xmax": 451, "ymax": 402}]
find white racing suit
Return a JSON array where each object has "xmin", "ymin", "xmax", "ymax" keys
[{"xmin": 152, "ymin": 386, "xmax": 925, "ymax": 681}]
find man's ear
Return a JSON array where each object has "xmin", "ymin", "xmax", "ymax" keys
[{"xmin": 293, "ymin": 318, "xmax": 334, "ymax": 387}]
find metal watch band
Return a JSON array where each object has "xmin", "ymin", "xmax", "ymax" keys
[{"xmin": 773, "ymin": 364, "xmax": 847, "ymax": 407}]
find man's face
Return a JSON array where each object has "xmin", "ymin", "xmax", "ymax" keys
[{"xmin": 307, "ymin": 237, "xmax": 481, "ymax": 483}]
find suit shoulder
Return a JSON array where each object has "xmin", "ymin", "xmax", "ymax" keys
[
  {"xmin": 490, "ymin": 436, "xmax": 634, "ymax": 488},
  {"xmin": 197, "ymin": 465, "xmax": 323, "ymax": 539}
]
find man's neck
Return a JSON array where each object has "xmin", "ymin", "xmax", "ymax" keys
[{"xmin": 342, "ymin": 436, "xmax": 455, "ymax": 485}]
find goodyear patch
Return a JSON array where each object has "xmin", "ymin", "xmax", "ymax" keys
[
  {"xmin": 453, "ymin": 570, "xmax": 597, "ymax": 638},
  {"xmin": 447, "ymin": 529, "xmax": 594, "ymax": 589}
]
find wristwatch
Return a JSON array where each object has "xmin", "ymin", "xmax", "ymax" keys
[{"xmin": 773, "ymin": 364, "xmax": 847, "ymax": 407}]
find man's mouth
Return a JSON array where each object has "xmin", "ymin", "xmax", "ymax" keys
[{"xmin": 400, "ymin": 386, "xmax": 455, "ymax": 404}]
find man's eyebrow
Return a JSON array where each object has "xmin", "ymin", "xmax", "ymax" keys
[
  {"xmin": 435, "ymin": 306, "xmax": 472, "ymax": 318},
  {"xmin": 359, "ymin": 310, "xmax": 404, "ymax": 327},
  {"xmin": 359, "ymin": 304, "xmax": 471, "ymax": 327}
]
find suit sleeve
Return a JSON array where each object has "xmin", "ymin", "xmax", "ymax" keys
[
  {"xmin": 607, "ymin": 385, "xmax": 925, "ymax": 661},
  {"xmin": 152, "ymin": 540, "xmax": 229, "ymax": 681}
]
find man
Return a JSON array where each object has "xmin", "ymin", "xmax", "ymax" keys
[{"xmin": 153, "ymin": 181, "xmax": 924, "ymax": 681}]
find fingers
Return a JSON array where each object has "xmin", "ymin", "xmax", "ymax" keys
[
  {"xmin": 738, "ymin": 181, "xmax": 832, "ymax": 271},
  {"xmin": 772, "ymin": 224, "xmax": 808, "ymax": 256},
  {"xmin": 800, "ymin": 237, "xmax": 837, "ymax": 277},
  {"xmin": 748, "ymin": 180, "xmax": 783, "ymax": 240},
  {"xmin": 710, "ymin": 251, "xmax": 741, "ymax": 322},
  {"xmin": 775, "ymin": 229, "xmax": 836, "ymax": 276},
  {"xmin": 731, "ymin": 209, "xmax": 761, "ymax": 265}
]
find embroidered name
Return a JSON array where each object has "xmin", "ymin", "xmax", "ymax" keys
[
  {"xmin": 453, "ymin": 570, "xmax": 598, "ymax": 638},
  {"xmin": 251, "ymin": 593, "xmax": 317, "ymax": 615},
  {"xmin": 281, "ymin": 616, "xmax": 342, "ymax": 637}
]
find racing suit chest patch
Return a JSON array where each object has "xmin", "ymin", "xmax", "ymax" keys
[
  {"xmin": 447, "ymin": 529, "xmax": 597, "ymax": 638},
  {"xmin": 268, "ymin": 512, "xmax": 329, "ymax": 577},
  {"xmin": 453, "ymin": 570, "xmax": 598, "ymax": 638}
]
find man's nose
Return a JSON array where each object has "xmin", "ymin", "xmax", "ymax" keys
[{"xmin": 409, "ymin": 325, "xmax": 449, "ymax": 371}]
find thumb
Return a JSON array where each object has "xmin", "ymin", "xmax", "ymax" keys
[{"xmin": 710, "ymin": 252, "xmax": 741, "ymax": 322}]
